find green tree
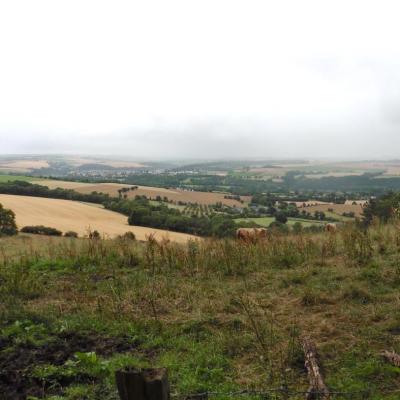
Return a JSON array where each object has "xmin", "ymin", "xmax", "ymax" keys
[
  {"xmin": 363, "ymin": 192, "xmax": 399, "ymax": 225},
  {"xmin": 269, "ymin": 220, "xmax": 289, "ymax": 233},
  {"xmin": 0, "ymin": 203, "xmax": 18, "ymax": 236},
  {"xmin": 210, "ymin": 215, "xmax": 236, "ymax": 237},
  {"xmin": 292, "ymin": 221, "xmax": 303, "ymax": 233},
  {"xmin": 275, "ymin": 212, "xmax": 288, "ymax": 224}
]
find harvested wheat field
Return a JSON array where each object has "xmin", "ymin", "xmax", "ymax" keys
[
  {"xmin": 63, "ymin": 156, "xmax": 146, "ymax": 168},
  {"xmin": 0, "ymin": 159, "xmax": 49, "ymax": 172},
  {"xmin": 298, "ymin": 203, "xmax": 365, "ymax": 218},
  {"xmin": 0, "ymin": 194, "xmax": 196, "ymax": 243},
  {"xmin": 33, "ymin": 180, "xmax": 250, "ymax": 207}
]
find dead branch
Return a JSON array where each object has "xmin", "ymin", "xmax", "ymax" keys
[
  {"xmin": 381, "ymin": 350, "xmax": 400, "ymax": 367},
  {"xmin": 301, "ymin": 336, "xmax": 330, "ymax": 400}
]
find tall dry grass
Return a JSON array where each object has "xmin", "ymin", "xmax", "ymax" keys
[{"xmin": 2, "ymin": 222, "xmax": 400, "ymax": 395}]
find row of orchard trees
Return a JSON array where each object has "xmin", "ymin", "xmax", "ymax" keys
[{"xmin": 105, "ymin": 196, "xmax": 237, "ymax": 237}]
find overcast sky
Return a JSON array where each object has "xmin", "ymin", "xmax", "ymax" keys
[{"xmin": 1, "ymin": 1, "xmax": 400, "ymax": 159}]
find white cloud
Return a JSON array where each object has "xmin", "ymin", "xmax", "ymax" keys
[{"xmin": 1, "ymin": 0, "xmax": 400, "ymax": 158}]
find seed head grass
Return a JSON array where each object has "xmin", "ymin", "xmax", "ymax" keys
[{"xmin": 1, "ymin": 224, "xmax": 400, "ymax": 398}]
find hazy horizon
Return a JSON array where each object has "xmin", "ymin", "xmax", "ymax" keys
[
  {"xmin": 4, "ymin": 154, "xmax": 400, "ymax": 165},
  {"xmin": 1, "ymin": 1, "xmax": 400, "ymax": 159}
]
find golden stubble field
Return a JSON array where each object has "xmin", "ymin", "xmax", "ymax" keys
[
  {"xmin": 0, "ymin": 157, "xmax": 146, "ymax": 172},
  {"xmin": 298, "ymin": 203, "xmax": 365, "ymax": 217},
  {"xmin": 0, "ymin": 159, "xmax": 50, "ymax": 172},
  {"xmin": 0, "ymin": 194, "xmax": 196, "ymax": 243},
  {"xmin": 61, "ymin": 156, "xmax": 147, "ymax": 168},
  {"xmin": 33, "ymin": 180, "xmax": 251, "ymax": 207}
]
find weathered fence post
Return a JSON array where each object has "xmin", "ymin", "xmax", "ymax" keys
[
  {"xmin": 116, "ymin": 367, "xmax": 170, "ymax": 400},
  {"xmin": 301, "ymin": 336, "xmax": 330, "ymax": 400}
]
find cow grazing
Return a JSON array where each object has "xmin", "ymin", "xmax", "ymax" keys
[
  {"xmin": 236, "ymin": 228, "xmax": 268, "ymax": 242},
  {"xmin": 325, "ymin": 223, "xmax": 337, "ymax": 233}
]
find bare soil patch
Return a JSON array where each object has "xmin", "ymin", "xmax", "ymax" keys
[{"xmin": 0, "ymin": 331, "xmax": 138, "ymax": 399}]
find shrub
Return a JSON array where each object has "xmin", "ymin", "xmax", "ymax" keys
[
  {"xmin": 269, "ymin": 221, "xmax": 289, "ymax": 233},
  {"xmin": 363, "ymin": 192, "xmax": 400, "ymax": 225},
  {"xmin": 342, "ymin": 285, "xmax": 373, "ymax": 304},
  {"xmin": 292, "ymin": 222, "xmax": 303, "ymax": 234},
  {"xmin": 122, "ymin": 231, "xmax": 136, "ymax": 240},
  {"xmin": 0, "ymin": 203, "xmax": 18, "ymax": 236},
  {"xmin": 20, "ymin": 225, "xmax": 62, "ymax": 236},
  {"xmin": 341, "ymin": 226, "xmax": 373, "ymax": 266},
  {"xmin": 301, "ymin": 288, "xmax": 331, "ymax": 306},
  {"xmin": 64, "ymin": 231, "xmax": 78, "ymax": 238},
  {"xmin": 275, "ymin": 212, "xmax": 288, "ymax": 224},
  {"xmin": 89, "ymin": 230, "xmax": 101, "ymax": 239}
]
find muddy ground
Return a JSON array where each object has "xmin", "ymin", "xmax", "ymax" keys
[{"xmin": 0, "ymin": 331, "xmax": 139, "ymax": 399}]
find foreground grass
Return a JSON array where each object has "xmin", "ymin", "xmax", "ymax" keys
[{"xmin": 1, "ymin": 224, "xmax": 400, "ymax": 399}]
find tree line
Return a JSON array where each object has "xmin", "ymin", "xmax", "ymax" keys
[
  {"xmin": 0, "ymin": 181, "xmax": 237, "ymax": 237},
  {"xmin": 121, "ymin": 172, "xmax": 400, "ymax": 196},
  {"xmin": 0, "ymin": 181, "xmax": 111, "ymax": 203},
  {"xmin": 105, "ymin": 196, "xmax": 237, "ymax": 237}
]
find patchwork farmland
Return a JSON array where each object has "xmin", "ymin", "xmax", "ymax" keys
[
  {"xmin": 0, "ymin": 159, "xmax": 50, "ymax": 172},
  {"xmin": 297, "ymin": 203, "xmax": 365, "ymax": 218},
  {"xmin": 33, "ymin": 180, "xmax": 251, "ymax": 208}
]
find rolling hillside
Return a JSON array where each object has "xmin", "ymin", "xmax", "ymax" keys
[
  {"xmin": 33, "ymin": 180, "xmax": 251, "ymax": 208},
  {"xmin": 0, "ymin": 194, "xmax": 196, "ymax": 242}
]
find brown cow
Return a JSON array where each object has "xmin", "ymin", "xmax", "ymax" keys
[
  {"xmin": 236, "ymin": 228, "xmax": 268, "ymax": 242},
  {"xmin": 325, "ymin": 223, "xmax": 337, "ymax": 233}
]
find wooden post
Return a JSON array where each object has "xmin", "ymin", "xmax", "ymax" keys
[
  {"xmin": 301, "ymin": 336, "xmax": 330, "ymax": 400},
  {"xmin": 143, "ymin": 368, "xmax": 170, "ymax": 400},
  {"xmin": 116, "ymin": 368, "xmax": 145, "ymax": 400},
  {"xmin": 116, "ymin": 367, "xmax": 170, "ymax": 400}
]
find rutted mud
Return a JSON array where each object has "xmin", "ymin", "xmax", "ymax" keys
[{"xmin": 0, "ymin": 331, "xmax": 139, "ymax": 399}]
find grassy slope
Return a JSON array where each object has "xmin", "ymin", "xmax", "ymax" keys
[
  {"xmin": 323, "ymin": 210, "xmax": 355, "ymax": 222},
  {"xmin": 0, "ymin": 194, "xmax": 195, "ymax": 242},
  {"xmin": 1, "ymin": 226, "xmax": 400, "ymax": 399},
  {"xmin": 0, "ymin": 174, "xmax": 39, "ymax": 182},
  {"xmin": 235, "ymin": 216, "xmax": 327, "ymax": 227}
]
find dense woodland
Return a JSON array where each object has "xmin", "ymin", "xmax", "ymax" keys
[{"xmin": 122, "ymin": 172, "xmax": 400, "ymax": 196}]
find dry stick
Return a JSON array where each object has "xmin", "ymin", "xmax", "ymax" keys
[
  {"xmin": 381, "ymin": 350, "xmax": 400, "ymax": 367},
  {"xmin": 301, "ymin": 336, "xmax": 330, "ymax": 400}
]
